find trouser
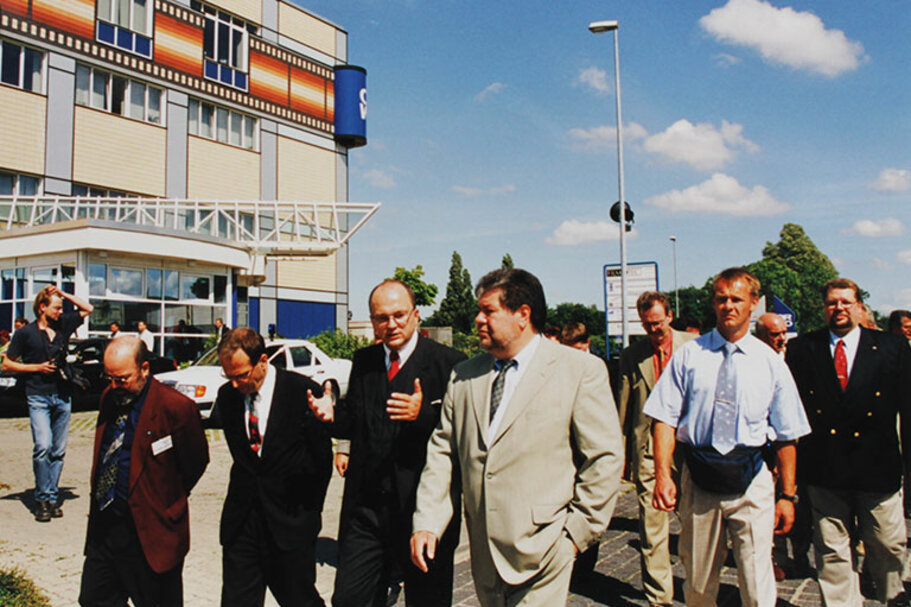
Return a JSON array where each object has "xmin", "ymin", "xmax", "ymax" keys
[
  {"xmin": 678, "ymin": 463, "xmax": 776, "ymax": 607},
  {"xmin": 636, "ymin": 453, "xmax": 674, "ymax": 604},
  {"xmin": 27, "ymin": 393, "xmax": 71, "ymax": 503},
  {"xmin": 332, "ymin": 502, "xmax": 459, "ymax": 607},
  {"xmin": 473, "ymin": 534, "xmax": 576, "ymax": 607},
  {"xmin": 807, "ymin": 485, "xmax": 907, "ymax": 606},
  {"xmin": 79, "ymin": 515, "xmax": 183, "ymax": 607}
]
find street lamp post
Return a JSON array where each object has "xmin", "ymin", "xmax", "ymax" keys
[
  {"xmin": 589, "ymin": 19, "xmax": 629, "ymax": 350},
  {"xmin": 670, "ymin": 235, "xmax": 679, "ymax": 317}
]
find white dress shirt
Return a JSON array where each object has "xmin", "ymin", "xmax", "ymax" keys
[
  {"xmin": 244, "ymin": 364, "xmax": 276, "ymax": 456},
  {"xmin": 488, "ymin": 333, "xmax": 542, "ymax": 438},
  {"xmin": 384, "ymin": 329, "xmax": 419, "ymax": 373},
  {"xmin": 829, "ymin": 325, "xmax": 861, "ymax": 380}
]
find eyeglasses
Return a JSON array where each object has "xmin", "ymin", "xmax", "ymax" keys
[
  {"xmin": 825, "ymin": 300, "xmax": 857, "ymax": 309},
  {"xmin": 103, "ymin": 372, "xmax": 136, "ymax": 385},
  {"xmin": 221, "ymin": 367, "xmax": 256, "ymax": 382},
  {"xmin": 370, "ymin": 309, "xmax": 414, "ymax": 327}
]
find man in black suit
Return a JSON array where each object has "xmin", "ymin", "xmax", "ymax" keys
[
  {"xmin": 217, "ymin": 328, "xmax": 333, "ymax": 607},
  {"xmin": 310, "ymin": 280, "xmax": 465, "ymax": 607},
  {"xmin": 786, "ymin": 278, "xmax": 911, "ymax": 606}
]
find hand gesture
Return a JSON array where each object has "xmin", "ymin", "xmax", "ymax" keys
[
  {"xmin": 387, "ymin": 378, "xmax": 422, "ymax": 421},
  {"xmin": 652, "ymin": 473, "xmax": 677, "ymax": 512},
  {"xmin": 410, "ymin": 530, "xmax": 438, "ymax": 573},
  {"xmin": 36, "ymin": 361, "xmax": 57, "ymax": 375},
  {"xmin": 307, "ymin": 379, "xmax": 335, "ymax": 422}
]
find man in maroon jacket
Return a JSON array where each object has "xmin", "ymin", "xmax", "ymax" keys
[{"xmin": 79, "ymin": 336, "xmax": 209, "ymax": 606}]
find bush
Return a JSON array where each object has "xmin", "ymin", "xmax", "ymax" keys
[
  {"xmin": 0, "ymin": 567, "xmax": 51, "ymax": 607},
  {"xmin": 311, "ymin": 329, "xmax": 371, "ymax": 360}
]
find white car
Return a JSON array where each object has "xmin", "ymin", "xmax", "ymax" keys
[{"xmin": 156, "ymin": 339, "xmax": 351, "ymax": 423}]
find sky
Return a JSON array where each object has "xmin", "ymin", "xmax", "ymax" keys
[{"xmin": 298, "ymin": 0, "xmax": 910, "ymax": 322}]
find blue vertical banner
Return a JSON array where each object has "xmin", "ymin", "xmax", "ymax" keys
[
  {"xmin": 334, "ymin": 65, "xmax": 367, "ymax": 148},
  {"xmin": 772, "ymin": 295, "xmax": 798, "ymax": 337}
]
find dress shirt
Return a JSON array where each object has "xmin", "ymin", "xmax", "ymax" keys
[
  {"xmin": 643, "ymin": 329, "xmax": 810, "ymax": 448},
  {"xmin": 244, "ymin": 364, "xmax": 276, "ymax": 455},
  {"xmin": 488, "ymin": 333, "xmax": 542, "ymax": 438},
  {"xmin": 138, "ymin": 329, "xmax": 154, "ymax": 353},
  {"xmin": 828, "ymin": 325, "xmax": 860, "ymax": 380},
  {"xmin": 652, "ymin": 337, "xmax": 673, "ymax": 380},
  {"xmin": 384, "ymin": 329, "xmax": 418, "ymax": 374}
]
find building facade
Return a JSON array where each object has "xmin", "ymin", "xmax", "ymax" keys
[{"xmin": 0, "ymin": 0, "xmax": 373, "ymax": 362}]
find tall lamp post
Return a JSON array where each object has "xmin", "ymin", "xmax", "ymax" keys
[
  {"xmin": 589, "ymin": 19, "xmax": 629, "ymax": 349},
  {"xmin": 670, "ymin": 235, "xmax": 679, "ymax": 317}
]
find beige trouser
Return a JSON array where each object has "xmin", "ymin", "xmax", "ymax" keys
[
  {"xmin": 678, "ymin": 463, "xmax": 776, "ymax": 607},
  {"xmin": 636, "ymin": 454, "xmax": 674, "ymax": 605},
  {"xmin": 807, "ymin": 485, "xmax": 906, "ymax": 606},
  {"xmin": 473, "ymin": 534, "xmax": 576, "ymax": 607}
]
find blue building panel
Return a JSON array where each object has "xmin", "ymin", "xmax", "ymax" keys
[
  {"xmin": 248, "ymin": 297, "xmax": 260, "ymax": 333},
  {"xmin": 277, "ymin": 300, "xmax": 335, "ymax": 339}
]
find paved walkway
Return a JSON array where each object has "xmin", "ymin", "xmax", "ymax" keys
[{"xmin": 0, "ymin": 411, "xmax": 904, "ymax": 605}]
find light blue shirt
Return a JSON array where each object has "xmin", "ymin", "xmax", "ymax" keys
[{"xmin": 643, "ymin": 329, "xmax": 810, "ymax": 448}]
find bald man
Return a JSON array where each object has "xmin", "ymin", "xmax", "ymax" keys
[{"xmin": 756, "ymin": 313, "xmax": 788, "ymax": 356}]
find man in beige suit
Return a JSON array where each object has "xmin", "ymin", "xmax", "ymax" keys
[
  {"xmin": 411, "ymin": 268, "xmax": 623, "ymax": 606},
  {"xmin": 618, "ymin": 292, "xmax": 695, "ymax": 606}
]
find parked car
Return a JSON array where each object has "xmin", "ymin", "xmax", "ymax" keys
[{"xmin": 155, "ymin": 338, "xmax": 352, "ymax": 426}]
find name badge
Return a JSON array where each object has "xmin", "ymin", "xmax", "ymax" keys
[{"xmin": 152, "ymin": 435, "xmax": 173, "ymax": 456}]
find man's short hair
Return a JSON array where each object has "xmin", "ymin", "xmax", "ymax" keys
[
  {"xmin": 368, "ymin": 279, "xmax": 416, "ymax": 311},
  {"xmin": 475, "ymin": 268, "xmax": 547, "ymax": 333},
  {"xmin": 32, "ymin": 286, "xmax": 59, "ymax": 317},
  {"xmin": 712, "ymin": 267, "xmax": 761, "ymax": 299},
  {"xmin": 889, "ymin": 310, "xmax": 911, "ymax": 333},
  {"xmin": 106, "ymin": 335, "xmax": 147, "ymax": 367},
  {"xmin": 560, "ymin": 322, "xmax": 589, "ymax": 346},
  {"xmin": 636, "ymin": 291, "xmax": 671, "ymax": 315},
  {"xmin": 823, "ymin": 278, "xmax": 862, "ymax": 304},
  {"xmin": 670, "ymin": 315, "xmax": 702, "ymax": 333},
  {"xmin": 14, "ymin": 317, "xmax": 27, "ymax": 327},
  {"xmin": 218, "ymin": 328, "xmax": 266, "ymax": 364}
]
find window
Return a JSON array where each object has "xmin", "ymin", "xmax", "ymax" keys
[
  {"xmin": 75, "ymin": 64, "xmax": 164, "ymax": 125},
  {"xmin": 0, "ymin": 171, "xmax": 40, "ymax": 196},
  {"xmin": 191, "ymin": 0, "xmax": 253, "ymax": 91},
  {"xmin": 187, "ymin": 97, "xmax": 257, "ymax": 150},
  {"xmin": 0, "ymin": 40, "xmax": 43, "ymax": 93},
  {"xmin": 96, "ymin": 0, "xmax": 152, "ymax": 57},
  {"xmin": 110, "ymin": 268, "xmax": 143, "ymax": 297},
  {"xmin": 89, "ymin": 263, "xmax": 106, "ymax": 296}
]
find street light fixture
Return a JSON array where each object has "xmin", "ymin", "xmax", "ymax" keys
[
  {"xmin": 589, "ymin": 19, "xmax": 629, "ymax": 350},
  {"xmin": 670, "ymin": 236, "xmax": 679, "ymax": 317}
]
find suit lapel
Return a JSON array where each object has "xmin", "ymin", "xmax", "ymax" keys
[
  {"xmin": 129, "ymin": 381, "xmax": 160, "ymax": 492},
  {"xmin": 260, "ymin": 370, "xmax": 289, "ymax": 462},
  {"xmin": 638, "ymin": 344, "xmax": 655, "ymax": 390},
  {"xmin": 846, "ymin": 328, "xmax": 875, "ymax": 394},
  {"xmin": 489, "ymin": 340, "xmax": 555, "ymax": 448},
  {"xmin": 470, "ymin": 354, "xmax": 495, "ymax": 448}
]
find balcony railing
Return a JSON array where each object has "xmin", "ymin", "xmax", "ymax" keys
[{"xmin": 0, "ymin": 195, "xmax": 380, "ymax": 256}]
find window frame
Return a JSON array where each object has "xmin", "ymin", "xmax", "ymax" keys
[
  {"xmin": 187, "ymin": 97, "xmax": 258, "ymax": 151},
  {"xmin": 0, "ymin": 39, "xmax": 45, "ymax": 94},
  {"xmin": 75, "ymin": 64, "xmax": 165, "ymax": 126}
]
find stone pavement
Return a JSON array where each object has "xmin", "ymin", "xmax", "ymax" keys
[{"xmin": 0, "ymin": 410, "xmax": 905, "ymax": 605}]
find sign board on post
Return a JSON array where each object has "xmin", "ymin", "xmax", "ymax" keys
[
  {"xmin": 772, "ymin": 295, "xmax": 799, "ymax": 338},
  {"xmin": 603, "ymin": 262, "xmax": 659, "ymax": 346}
]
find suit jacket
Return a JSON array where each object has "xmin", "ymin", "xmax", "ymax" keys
[
  {"xmin": 218, "ymin": 368, "xmax": 333, "ymax": 550},
  {"xmin": 618, "ymin": 330, "xmax": 696, "ymax": 481},
  {"xmin": 87, "ymin": 379, "xmax": 209, "ymax": 574},
  {"xmin": 413, "ymin": 337, "xmax": 623, "ymax": 586},
  {"xmin": 333, "ymin": 336, "xmax": 466, "ymax": 518},
  {"xmin": 786, "ymin": 327, "xmax": 911, "ymax": 493}
]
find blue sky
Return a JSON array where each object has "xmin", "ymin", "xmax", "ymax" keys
[{"xmin": 299, "ymin": 0, "xmax": 910, "ymax": 322}]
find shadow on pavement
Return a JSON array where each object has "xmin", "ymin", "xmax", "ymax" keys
[
  {"xmin": 0, "ymin": 486, "xmax": 81, "ymax": 513},
  {"xmin": 570, "ymin": 572, "xmax": 645, "ymax": 606}
]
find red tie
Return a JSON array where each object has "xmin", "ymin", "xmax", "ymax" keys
[
  {"xmin": 834, "ymin": 340, "xmax": 848, "ymax": 391},
  {"xmin": 248, "ymin": 393, "xmax": 262, "ymax": 454},
  {"xmin": 387, "ymin": 351, "xmax": 400, "ymax": 381}
]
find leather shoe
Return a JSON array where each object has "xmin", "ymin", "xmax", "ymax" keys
[
  {"xmin": 34, "ymin": 501, "xmax": 51, "ymax": 523},
  {"xmin": 887, "ymin": 592, "xmax": 911, "ymax": 607},
  {"xmin": 49, "ymin": 502, "xmax": 63, "ymax": 518}
]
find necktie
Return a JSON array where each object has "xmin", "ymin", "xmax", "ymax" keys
[
  {"xmin": 248, "ymin": 392, "xmax": 262, "ymax": 454},
  {"xmin": 489, "ymin": 359, "xmax": 517, "ymax": 423},
  {"xmin": 95, "ymin": 409, "xmax": 129, "ymax": 511},
  {"xmin": 711, "ymin": 342, "xmax": 738, "ymax": 455},
  {"xmin": 834, "ymin": 339, "xmax": 848, "ymax": 390},
  {"xmin": 387, "ymin": 350, "xmax": 400, "ymax": 381}
]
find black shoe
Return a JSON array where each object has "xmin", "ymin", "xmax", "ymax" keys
[
  {"xmin": 887, "ymin": 592, "xmax": 911, "ymax": 607},
  {"xmin": 49, "ymin": 502, "xmax": 63, "ymax": 518},
  {"xmin": 34, "ymin": 501, "xmax": 51, "ymax": 523},
  {"xmin": 385, "ymin": 581, "xmax": 402, "ymax": 607}
]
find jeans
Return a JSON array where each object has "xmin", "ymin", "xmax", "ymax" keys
[{"xmin": 28, "ymin": 393, "xmax": 72, "ymax": 503}]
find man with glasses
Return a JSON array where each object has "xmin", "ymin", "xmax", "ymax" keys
[
  {"xmin": 218, "ymin": 328, "xmax": 333, "ymax": 606},
  {"xmin": 309, "ymin": 279, "xmax": 465, "ymax": 606},
  {"xmin": 786, "ymin": 278, "xmax": 911, "ymax": 606},
  {"xmin": 79, "ymin": 336, "xmax": 208, "ymax": 606},
  {"xmin": 3, "ymin": 285, "xmax": 92, "ymax": 522}
]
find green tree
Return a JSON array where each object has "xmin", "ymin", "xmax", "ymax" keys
[
  {"xmin": 546, "ymin": 303, "xmax": 605, "ymax": 337},
  {"xmin": 672, "ymin": 281, "xmax": 716, "ymax": 332},
  {"xmin": 501, "ymin": 253, "xmax": 514, "ymax": 269},
  {"xmin": 310, "ymin": 328, "xmax": 371, "ymax": 360},
  {"xmin": 389, "ymin": 265, "xmax": 438, "ymax": 307},
  {"xmin": 425, "ymin": 251, "xmax": 476, "ymax": 333}
]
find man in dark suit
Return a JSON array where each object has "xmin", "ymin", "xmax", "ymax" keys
[
  {"xmin": 217, "ymin": 328, "xmax": 333, "ymax": 607},
  {"xmin": 79, "ymin": 336, "xmax": 209, "ymax": 606},
  {"xmin": 309, "ymin": 279, "xmax": 465, "ymax": 607},
  {"xmin": 786, "ymin": 278, "xmax": 911, "ymax": 606}
]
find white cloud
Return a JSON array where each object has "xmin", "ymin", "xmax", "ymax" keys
[
  {"xmin": 842, "ymin": 218, "xmax": 906, "ymax": 237},
  {"xmin": 889, "ymin": 288, "xmax": 911, "ymax": 309},
  {"xmin": 713, "ymin": 53, "xmax": 742, "ymax": 67},
  {"xmin": 475, "ymin": 82, "xmax": 506, "ymax": 102},
  {"xmin": 568, "ymin": 122, "xmax": 648, "ymax": 152},
  {"xmin": 897, "ymin": 250, "xmax": 911, "ymax": 265},
  {"xmin": 872, "ymin": 258, "xmax": 893, "ymax": 271},
  {"xmin": 546, "ymin": 220, "xmax": 638, "ymax": 245},
  {"xmin": 362, "ymin": 168, "xmax": 396, "ymax": 188},
  {"xmin": 644, "ymin": 173, "xmax": 789, "ymax": 216},
  {"xmin": 870, "ymin": 168, "xmax": 911, "ymax": 192},
  {"xmin": 642, "ymin": 119, "xmax": 758, "ymax": 171},
  {"xmin": 451, "ymin": 184, "xmax": 516, "ymax": 197},
  {"xmin": 576, "ymin": 66, "xmax": 610, "ymax": 94},
  {"xmin": 699, "ymin": 0, "xmax": 866, "ymax": 77}
]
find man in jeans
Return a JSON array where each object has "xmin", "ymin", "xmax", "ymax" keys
[{"xmin": 3, "ymin": 285, "xmax": 93, "ymax": 521}]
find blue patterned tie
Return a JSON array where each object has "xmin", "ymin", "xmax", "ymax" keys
[
  {"xmin": 95, "ymin": 410, "xmax": 129, "ymax": 511},
  {"xmin": 711, "ymin": 342, "xmax": 738, "ymax": 455}
]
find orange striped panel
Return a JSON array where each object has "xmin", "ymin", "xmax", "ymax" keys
[
  {"xmin": 290, "ymin": 66, "xmax": 326, "ymax": 118},
  {"xmin": 249, "ymin": 50, "xmax": 289, "ymax": 106},
  {"xmin": 0, "ymin": 0, "xmax": 29, "ymax": 18},
  {"xmin": 154, "ymin": 12, "xmax": 203, "ymax": 76},
  {"xmin": 32, "ymin": 0, "xmax": 94, "ymax": 38},
  {"xmin": 325, "ymin": 79, "xmax": 334, "ymax": 123}
]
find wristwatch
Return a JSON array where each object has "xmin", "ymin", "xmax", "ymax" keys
[{"xmin": 777, "ymin": 492, "xmax": 799, "ymax": 504}]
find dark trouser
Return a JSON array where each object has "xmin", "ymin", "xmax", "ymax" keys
[
  {"xmin": 79, "ymin": 515, "xmax": 183, "ymax": 607},
  {"xmin": 222, "ymin": 509, "xmax": 324, "ymax": 607},
  {"xmin": 332, "ymin": 502, "xmax": 459, "ymax": 607}
]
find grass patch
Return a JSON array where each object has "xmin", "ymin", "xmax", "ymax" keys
[{"xmin": 0, "ymin": 567, "xmax": 51, "ymax": 607}]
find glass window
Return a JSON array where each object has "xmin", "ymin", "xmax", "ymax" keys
[
  {"xmin": 18, "ymin": 175, "xmax": 38, "ymax": 196},
  {"xmin": 76, "ymin": 65, "xmax": 162, "ymax": 125},
  {"xmin": 0, "ymin": 171, "xmax": 12, "ymax": 195},
  {"xmin": 1, "ymin": 41, "xmax": 21, "ymax": 87},
  {"xmin": 188, "ymin": 99, "xmax": 198, "ymax": 135},
  {"xmin": 1, "ymin": 269, "xmax": 15, "ymax": 299},
  {"xmin": 146, "ymin": 268, "xmax": 162, "ymax": 298},
  {"xmin": 32, "ymin": 267, "xmax": 57, "ymax": 294},
  {"xmin": 91, "ymin": 70, "xmax": 108, "ymax": 108},
  {"xmin": 289, "ymin": 346, "xmax": 312, "ymax": 367},
  {"xmin": 133, "ymin": 0, "xmax": 148, "ymax": 33},
  {"xmin": 147, "ymin": 87, "xmax": 160, "ymax": 123},
  {"xmin": 216, "ymin": 107, "xmax": 228, "ymax": 143},
  {"xmin": 181, "ymin": 276, "xmax": 210, "ymax": 301},
  {"xmin": 200, "ymin": 103, "xmax": 213, "ymax": 138},
  {"xmin": 244, "ymin": 116, "xmax": 255, "ymax": 150},
  {"xmin": 197, "ymin": 2, "xmax": 253, "ymax": 75},
  {"xmin": 129, "ymin": 81, "xmax": 145, "ymax": 119},
  {"xmin": 229, "ymin": 112, "xmax": 242, "ymax": 146},
  {"xmin": 187, "ymin": 97, "xmax": 255, "ymax": 150},
  {"xmin": 164, "ymin": 270, "xmax": 179, "ymax": 300},
  {"xmin": 75, "ymin": 65, "xmax": 90, "ymax": 105},
  {"xmin": 110, "ymin": 268, "xmax": 142, "ymax": 296},
  {"xmin": 111, "ymin": 75, "xmax": 127, "ymax": 115},
  {"xmin": 89, "ymin": 301, "xmax": 160, "ymax": 332},
  {"xmin": 97, "ymin": 0, "xmax": 112, "ymax": 23},
  {"xmin": 214, "ymin": 275, "xmax": 227, "ymax": 304},
  {"xmin": 22, "ymin": 48, "xmax": 42, "ymax": 93}
]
